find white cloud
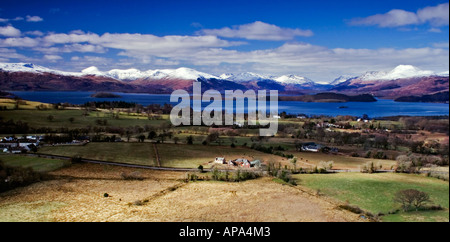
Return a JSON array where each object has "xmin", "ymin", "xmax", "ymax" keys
[
  {"xmin": 349, "ymin": 9, "xmax": 419, "ymax": 27},
  {"xmin": 199, "ymin": 21, "xmax": 313, "ymax": 40},
  {"xmin": 43, "ymin": 54, "xmax": 63, "ymax": 61},
  {"xmin": 0, "ymin": 25, "xmax": 21, "ymax": 37},
  {"xmin": 26, "ymin": 15, "xmax": 44, "ymax": 22},
  {"xmin": 41, "ymin": 32, "xmax": 243, "ymax": 56},
  {"xmin": 417, "ymin": 3, "xmax": 449, "ymax": 26},
  {"xmin": 163, "ymin": 43, "xmax": 448, "ymax": 81},
  {"xmin": 428, "ymin": 28, "xmax": 442, "ymax": 33},
  {"xmin": 0, "ymin": 47, "xmax": 27, "ymax": 59},
  {"xmin": 349, "ymin": 3, "xmax": 449, "ymax": 28},
  {"xmin": 0, "ymin": 37, "xmax": 40, "ymax": 47},
  {"xmin": 1, "ymin": 27, "xmax": 448, "ymax": 82},
  {"xmin": 25, "ymin": 30, "xmax": 45, "ymax": 36},
  {"xmin": 433, "ymin": 42, "xmax": 449, "ymax": 48}
]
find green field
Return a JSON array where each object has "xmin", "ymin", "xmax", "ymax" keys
[
  {"xmin": 0, "ymin": 109, "xmax": 170, "ymax": 129},
  {"xmin": 39, "ymin": 143, "xmax": 158, "ymax": 166},
  {"xmin": 289, "ymin": 151, "xmax": 397, "ymax": 170},
  {"xmin": 0, "ymin": 154, "xmax": 69, "ymax": 173},
  {"xmin": 38, "ymin": 142, "xmax": 286, "ymax": 168},
  {"xmin": 295, "ymin": 172, "xmax": 449, "ymax": 222}
]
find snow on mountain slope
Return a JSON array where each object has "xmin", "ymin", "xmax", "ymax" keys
[
  {"xmin": 329, "ymin": 75, "xmax": 355, "ymax": 85},
  {"xmin": 0, "ymin": 63, "xmax": 81, "ymax": 76},
  {"xmin": 359, "ymin": 65, "xmax": 436, "ymax": 81},
  {"xmin": 274, "ymin": 74, "xmax": 314, "ymax": 85},
  {"xmin": 105, "ymin": 68, "xmax": 147, "ymax": 80},
  {"xmin": 220, "ymin": 72, "xmax": 272, "ymax": 82},
  {"xmin": 438, "ymin": 71, "xmax": 449, "ymax": 76},
  {"xmin": 83, "ymin": 66, "xmax": 218, "ymax": 81},
  {"xmin": 0, "ymin": 63, "xmax": 219, "ymax": 81},
  {"xmin": 153, "ymin": 67, "xmax": 219, "ymax": 80}
]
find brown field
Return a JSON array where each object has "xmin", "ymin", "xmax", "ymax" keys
[{"xmin": 0, "ymin": 163, "xmax": 361, "ymax": 222}]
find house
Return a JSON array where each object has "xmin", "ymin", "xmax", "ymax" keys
[
  {"xmin": 301, "ymin": 142, "xmax": 323, "ymax": 152},
  {"xmin": 0, "ymin": 136, "xmax": 40, "ymax": 151},
  {"xmin": 4, "ymin": 147, "xmax": 26, "ymax": 154},
  {"xmin": 215, "ymin": 157, "xmax": 226, "ymax": 164},
  {"xmin": 250, "ymin": 160, "xmax": 261, "ymax": 168},
  {"xmin": 233, "ymin": 122, "xmax": 243, "ymax": 128}
]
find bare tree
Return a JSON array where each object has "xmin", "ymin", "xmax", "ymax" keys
[{"xmin": 394, "ymin": 189, "xmax": 430, "ymax": 211}]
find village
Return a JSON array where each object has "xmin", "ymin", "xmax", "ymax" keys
[{"xmin": 0, "ymin": 136, "xmax": 43, "ymax": 154}]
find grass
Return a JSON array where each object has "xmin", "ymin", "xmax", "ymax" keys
[
  {"xmin": 151, "ymin": 143, "xmax": 287, "ymax": 168},
  {"xmin": 0, "ymin": 108, "xmax": 170, "ymax": 129},
  {"xmin": 0, "ymin": 154, "xmax": 69, "ymax": 173},
  {"xmin": 288, "ymin": 151, "xmax": 397, "ymax": 170},
  {"xmin": 0, "ymin": 98, "xmax": 52, "ymax": 110},
  {"xmin": 39, "ymin": 142, "xmax": 286, "ymax": 169},
  {"xmin": 295, "ymin": 172, "xmax": 449, "ymax": 222},
  {"xmin": 39, "ymin": 143, "xmax": 158, "ymax": 166}
]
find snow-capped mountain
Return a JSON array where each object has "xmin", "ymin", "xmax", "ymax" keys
[
  {"xmin": 82, "ymin": 66, "xmax": 219, "ymax": 81},
  {"xmin": 0, "ymin": 63, "xmax": 219, "ymax": 82},
  {"xmin": 274, "ymin": 74, "xmax": 314, "ymax": 85},
  {"xmin": 0, "ymin": 63, "xmax": 81, "ymax": 76},
  {"xmin": 329, "ymin": 75, "xmax": 355, "ymax": 86},
  {"xmin": 219, "ymin": 72, "xmax": 272, "ymax": 82},
  {"xmin": 1, "ymin": 62, "xmax": 448, "ymax": 97},
  {"xmin": 359, "ymin": 65, "xmax": 436, "ymax": 81}
]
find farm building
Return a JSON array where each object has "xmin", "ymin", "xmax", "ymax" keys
[
  {"xmin": 215, "ymin": 157, "xmax": 226, "ymax": 164},
  {"xmin": 300, "ymin": 142, "xmax": 323, "ymax": 152}
]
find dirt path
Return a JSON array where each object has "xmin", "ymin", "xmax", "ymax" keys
[{"xmin": 153, "ymin": 143, "xmax": 161, "ymax": 167}]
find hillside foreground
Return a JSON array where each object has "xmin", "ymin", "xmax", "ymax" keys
[{"xmin": 0, "ymin": 163, "xmax": 361, "ymax": 222}]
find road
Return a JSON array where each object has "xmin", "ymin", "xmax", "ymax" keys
[
  {"xmin": 26, "ymin": 153, "xmax": 207, "ymax": 172},
  {"xmin": 20, "ymin": 153, "xmax": 448, "ymax": 175}
]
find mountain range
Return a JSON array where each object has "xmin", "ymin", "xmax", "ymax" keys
[{"xmin": 0, "ymin": 63, "xmax": 448, "ymax": 99}]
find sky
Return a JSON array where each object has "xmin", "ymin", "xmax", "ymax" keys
[{"xmin": 0, "ymin": 0, "xmax": 449, "ymax": 82}]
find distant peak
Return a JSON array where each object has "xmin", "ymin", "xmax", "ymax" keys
[
  {"xmin": 360, "ymin": 65, "xmax": 436, "ymax": 81},
  {"xmin": 82, "ymin": 66, "xmax": 100, "ymax": 73}
]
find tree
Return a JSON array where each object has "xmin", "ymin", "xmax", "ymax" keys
[
  {"xmin": 205, "ymin": 132, "xmax": 219, "ymax": 144},
  {"xmin": 138, "ymin": 135, "xmax": 146, "ymax": 142},
  {"xmin": 394, "ymin": 189, "xmax": 430, "ymax": 212},
  {"xmin": 186, "ymin": 135, "xmax": 194, "ymax": 145},
  {"xmin": 147, "ymin": 130, "xmax": 157, "ymax": 140},
  {"xmin": 47, "ymin": 115, "xmax": 54, "ymax": 122},
  {"xmin": 290, "ymin": 157, "xmax": 298, "ymax": 170},
  {"xmin": 69, "ymin": 117, "xmax": 75, "ymax": 123},
  {"xmin": 173, "ymin": 137, "xmax": 180, "ymax": 144}
]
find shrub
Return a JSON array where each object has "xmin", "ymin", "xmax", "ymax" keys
[
  {"xmin": 0, "ymin": 161, "xmax": 42, "ymax": 192},
  {"xmin": 70, "ymin": 156, "xmax": 83, "ymax": 164},
  {"xmin": 318, "ymin": 161, "xmax": 334, "ymax": 171},
  {"xmin": 351, "ymin": 152, "xmax": 360, "ymax": 157},
  {"xmin": 360, "ymin": 161, "xmax": 377, "ymax": 173},
  {"xmin": 120, "ymin": 171, "xmax": 144, "ymax": 180},
  {"xmin": 198, "ymin": 165, "xmax": 204, "ymax": 173}
]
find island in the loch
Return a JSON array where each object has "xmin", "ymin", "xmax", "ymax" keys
[
  {"xmin": 279, "ymin": 92, "xmax": 377, "ymax": 103},
  {"xmin": 394, "ymin": 91, "xmax": 449, "ymax": 103},
  {"xmin": 90, "ymin": 92, "xmax": 122, "ymax": 98}
]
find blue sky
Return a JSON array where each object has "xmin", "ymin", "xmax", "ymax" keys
[{"xmin": 0, "ymin": 0, "xmax": 448, "ymax": 82}]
